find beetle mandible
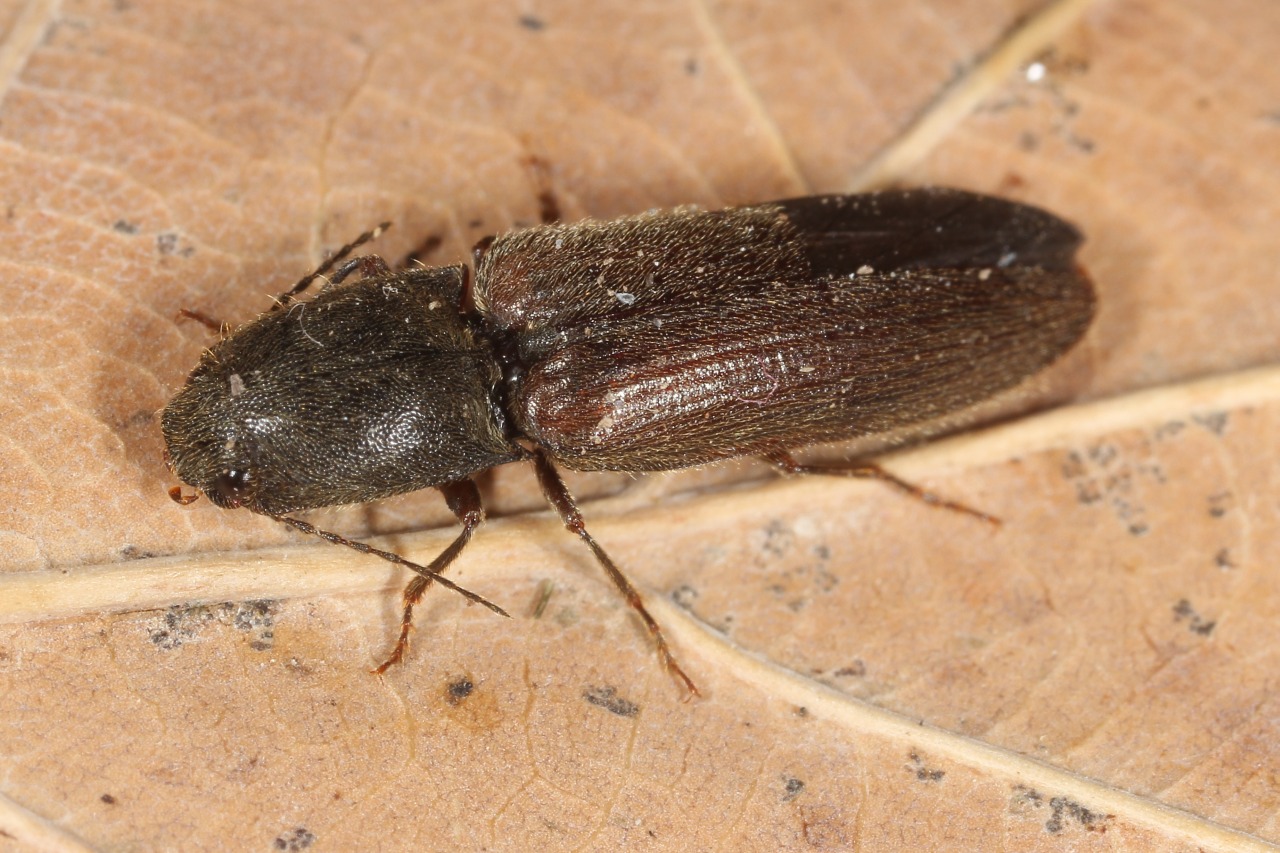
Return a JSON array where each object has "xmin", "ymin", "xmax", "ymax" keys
[{"xmin": 161, "ymin": 188, "xmax": 1095, "ymax": 697}]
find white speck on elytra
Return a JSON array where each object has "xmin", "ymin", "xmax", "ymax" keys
[{"xmin": 592, "ymin": 415, "xmax": 616, "ymax": 444}]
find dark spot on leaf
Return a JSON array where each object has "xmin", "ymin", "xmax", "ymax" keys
[
  {"xmin": 1045, "ymin": 797, "xmax": 1111, "ymax": 834},
  {"xmin": 156, "ymin": 232, "xmax": 180, "ymax": 255},
  {"xmin": 908, "ymin": 751, "xmax": 945, "ymax": 783},
  {"xmin": 1173, "ymin": 599, "xmax": 1216, "ymax": 636},
  {"xmin": 447, "ymin": 676, "xmax": 474, "ymax": 704},
  {"xmin": 1192, "ymin": 411, "xmax": 1228, "ymax": 435},
  {"xmin": 230, "ymin": 600, "xmax": 277, "ymax": 651},
  {"xmin": 671, "ymin": 584, "xmax": 698, "ymax": 609},
  {"xmin": 231, "ymin": 600, "xmax": 276, "ymax": 632},
  {"xmin": 148, "ymin": 605, "xmax": 215, "ymax": 649},
  {"xmin": 148, "ymin": 601, "xmax": 277, "ymax": 651},
  {"xmin": 1060, "ymin": 450, "xmax": 1085, "ymax": 479},
  {"xmin": 583, "ymin": 685, "xmax": 639, "ymax": 718},
  {"xmin": 1012, "ymin": 784, "xmax": 1043, "ymax": 808},
  {"xmin": 761, "ymin": 519, "xmax": 793, "ymax": 557},
  {"xmin": 273, "ymin": 827, "xmax": 316, "ymax": 851},
  {"xmin": 834, "ymin": 660, "xmax": 866, "ymax": 678}
]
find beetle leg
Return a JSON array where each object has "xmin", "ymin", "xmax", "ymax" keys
[
  {"xmin": 328, "ymin": 256, "xmax": 377, "ymax": 285},
  {"xmin": 524, "ymin": 154, "xmax": 561, "ymax": 224},
  {"xmin": 175, "ymin": 308, "xmax": 230, "ymax": 337},
  {"xmin": 471, "ymin": 234, "xmax": 496, "ymax": 270},
  {"xmin": 766, "ymin": 450, "xmax": 1000, "ymax": 526},
  {"xmin": 372, "ymin": 478, "xmax": 489, "ymax": 674},
  {"xmin": 401, "ymin": 234, "xmax": 444, "ymax": 269},
  {"xmin": 269, "ymin": 510, "xmax": 504, "ymax": 614},
  {"xmin": 319, "ymin": 255, "xmax": 393, "ymax": 292},
  {"xmin": 168, "ymin": 485, "xmax": 200, "ymax": 505},
  {"xmin": 271, "ymin": 222, "xmax": 391, "ymax": 309},
  {"xmin": 530, "ymin": 448, "xmax": 700, "ymax": 700}
]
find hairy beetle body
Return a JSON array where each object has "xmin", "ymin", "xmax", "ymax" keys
[{"xmin": 162, "ymin": 188, "xmax": 1094, "ymax": 696}]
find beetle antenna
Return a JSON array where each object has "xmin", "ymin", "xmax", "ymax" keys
[
  {"xmin": 271, "ymin": 222, "xmax": 392, "ymax": 309},
  {"xmin": 269, "ymin": 513, "xmax": 509, "ymax": 618}
]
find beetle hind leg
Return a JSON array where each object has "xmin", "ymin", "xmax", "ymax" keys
[{"xmin": 766, "ymin": 450, "xmax": 1000, "ymax": 526}]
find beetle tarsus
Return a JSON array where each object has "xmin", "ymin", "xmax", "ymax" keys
[
  {"xmin": 167, "ymin": 485, "xmax": 200, "ymax": 505},
  {"xmin": 368, "ymin": 478, "xmax": 489, "ymax": 673},
  {"xmin": 767, "ymin": 451, "xmax": 1001, "ymax": 526},
  {"xmin": 372, "ymin": 574, "xmax": 430, "ymax": 674}
]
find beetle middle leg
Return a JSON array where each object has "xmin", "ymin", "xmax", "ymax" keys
[
  {"xmin": 530, "ymin": 448, "xmax": 700, "ymax": 699},
  {"xmin": 766, "ymin": 450, "xmax": 1000, "ymax": 526}
]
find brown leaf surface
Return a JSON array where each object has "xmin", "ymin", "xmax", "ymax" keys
[{"xmin": 2, "ymin": 0, "xmax": 1279, "ymax": 850}]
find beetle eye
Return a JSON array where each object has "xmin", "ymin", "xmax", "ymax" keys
[{"xmin": 214, "ymin": 469, "xmax": 251, "ymax": 506}]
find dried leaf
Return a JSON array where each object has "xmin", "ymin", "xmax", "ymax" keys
[{"xmin": 1, "ymin": 0, "xmax": 1279, "ymax": 850}]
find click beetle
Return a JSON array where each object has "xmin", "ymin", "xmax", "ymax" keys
[{"xmin": 161, "ymin": 188, "xmax": 1094, "ymax": 696}]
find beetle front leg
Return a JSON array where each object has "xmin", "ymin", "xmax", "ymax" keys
[
  {"xmin": 271, "ymin": 222, "xmax": 391, "ymax": 308},
  {"xmin": 374, "ymin": 478, "xmax": 488, "ymax": 674},
  {"xmin": 766, "ymin": 450, "xmax": 1000, "ymax": 526},
  {"xmin": 529, "ymin": 449, "xmax": 699, "ymax": 699},
  {"xmin": 175, "ymin": 308, "xmax": 230, "ymax": 336}
]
